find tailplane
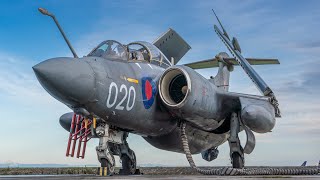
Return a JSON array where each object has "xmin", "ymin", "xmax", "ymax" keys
[
  {"xmin": 183, "ymin": 57, "xmax": 279, "ymax": 69},
  {"xmin": 184, "ymin": 52, "xmax": 279, "ymax": 92}
]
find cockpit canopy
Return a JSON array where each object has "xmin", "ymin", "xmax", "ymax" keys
[
  {"xmin": 88, "ymin": 40, "xmax": 171, "ymax": 68},
  {"xmin": 89, "ymin": 40, "xmax": 127, "ymax": 60}
]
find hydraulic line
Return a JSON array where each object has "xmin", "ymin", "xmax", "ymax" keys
[{"xmin": 180, "ymin": 122, "xmax": 319, "ymax": 176}]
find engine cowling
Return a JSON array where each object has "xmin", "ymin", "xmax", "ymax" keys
[{"xmin": 158, "ymin": 65, "xmax": 223, "ymax": 131}]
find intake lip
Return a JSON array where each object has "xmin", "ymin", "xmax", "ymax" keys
[{"xmin": 158, "ymin": 66, "xmax": 191, "ymax": 108}]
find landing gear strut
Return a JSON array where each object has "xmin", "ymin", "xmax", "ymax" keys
[
  {"xmin": 228, "ymin": 112, "xmax": 244, "ymax": 169},
  {"xmin": 96, "ymin": 124, "xmax": 115, "ymax": 176}
]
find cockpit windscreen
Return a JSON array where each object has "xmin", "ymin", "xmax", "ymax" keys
[
  {"xmin": 89, "ymin": 40, "xmax": 127, "ymax": 60},
  {"xmin": 88, "ymin": 40, "xmax": 171, "ymax": 68}
]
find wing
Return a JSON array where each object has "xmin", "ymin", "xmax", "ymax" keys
[{"xmin": 183, "ymin": 57, "xmax": 279, "ymax": 69}]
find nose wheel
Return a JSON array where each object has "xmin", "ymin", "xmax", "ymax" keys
[
  {"xmin": 118, "ymin": 135, "xmax": 139, "ymax": 175},
  {"xmin": 100, "ymin": 157, "xmax": 115, "ymax": 176},
  {"xmin": 96, "ymin": 124, "xmax": 139, "ymax": 176},
  {"xmin": 120, "ymin": 150, "xmax": 137, "ymax": 175},
  {"xmin": 96, "ymin": 124, "xmax": 115, "ymax": 176}
]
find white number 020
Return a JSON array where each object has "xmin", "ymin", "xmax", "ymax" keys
[{"xmin": 106, "ymin": 82, "xmax": 136, "ymax": 111}]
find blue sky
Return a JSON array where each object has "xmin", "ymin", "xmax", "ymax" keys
[{"xmin": 0, "ymin": 0, "xmax": 319, "ymax": 167}]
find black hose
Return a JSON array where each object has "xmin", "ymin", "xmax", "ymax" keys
[{"xmin": 180, "ymin": 122, "xmax": 319, "ymax": 176}]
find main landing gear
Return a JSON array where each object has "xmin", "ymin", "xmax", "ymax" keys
[
  {"xmin": 200, "ymin": 111, "xmax": 255, "ymax": 169},
  {"xmin": 228, "ymin": 112, "xmax": 244, "ymax": 168},
  {"xmin": 95, "ymin": 123, "xmax": 139, "ymax": 176}
]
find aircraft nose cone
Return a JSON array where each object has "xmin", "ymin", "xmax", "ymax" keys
[{"xmin": 33, "ymin": 57, "xmax": 95, "ymax": 106}]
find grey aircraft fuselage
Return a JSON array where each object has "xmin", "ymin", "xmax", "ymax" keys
[
  {"xmin": 34, "ymin": 8, "xmax": 280, "ymax": 170},
  {"xmin": 33, "ymin": 53, "xmax": 229, "ymax": 154}
]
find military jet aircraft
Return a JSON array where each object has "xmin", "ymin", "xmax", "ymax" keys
[{"xmin": 33, "ymin": 8, "xmax": 280, "ymax": 175}]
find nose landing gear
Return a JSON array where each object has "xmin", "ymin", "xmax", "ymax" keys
[
  {"xmin": 96, "ymin": 124, "xmax": 115, "ymax": 176},
  {"xmin": 118, "ymin": 134, "xmax": 139, "ymax": 175},
  {"xmin": 95, "ymin": 123, "xmax": 139, "ymax": 176},
  {"xmin": 119, "ymin": 149, "xmax": 137, "ymax": 175}
]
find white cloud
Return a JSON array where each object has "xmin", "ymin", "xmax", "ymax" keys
[{"xmin": 0, "ymin": 52, "xmax": 64, "ymax": 107}]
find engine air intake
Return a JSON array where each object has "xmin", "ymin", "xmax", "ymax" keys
[
  {"xmin": 159, "ymin": 68, "xmax": 190, "ymax": 107},
  {"xmin": 169, "ymin": 74, "xmax": 187, "ymax": 103}
]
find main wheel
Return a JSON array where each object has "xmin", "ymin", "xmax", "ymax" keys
[
  {"xmin": 232, "ymin": 152, "xmax": 244, "ymax": 169},
  {"xmin": 121, "ymin": 151, "xmax": 136, "ymax": 175}
]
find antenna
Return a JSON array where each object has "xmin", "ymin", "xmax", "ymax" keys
[
  {"xmin": 212, "ymin": 9, "xmax": 230, "ymax": 40},
  {"xmin": 38, "ymin": 8, "xmax": 79, "ymax": 58}
]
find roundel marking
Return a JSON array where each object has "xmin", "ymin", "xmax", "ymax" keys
[
  {"xmin": 141, "ymin": 77, "xmax": 156, "ymax": 109},
  {"xmin": 145, "ymin": 80, "xmax": 153, "ymax": 100}
]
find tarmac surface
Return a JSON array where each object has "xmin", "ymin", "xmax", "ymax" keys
[
  {"xmin": 0, "ymin": 174, "xmax": 320, "ymax": 179},
  {"xmin": 0, "ymin": 166, "xmax": 319, "ymax": 179}
]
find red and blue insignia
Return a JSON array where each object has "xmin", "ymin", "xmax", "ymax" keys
[{"xmin": 141, "ymin": 77, "xmax": 156, "ymax": 109}]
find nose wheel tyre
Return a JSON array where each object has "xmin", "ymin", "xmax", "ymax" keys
[
  {"xmin": 121, "ymin": 151, "xmax": 136, "ymax": 175},
  {"xmin": 101, "ymin": 157, "xmax": 115, "ymax": 176}
]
